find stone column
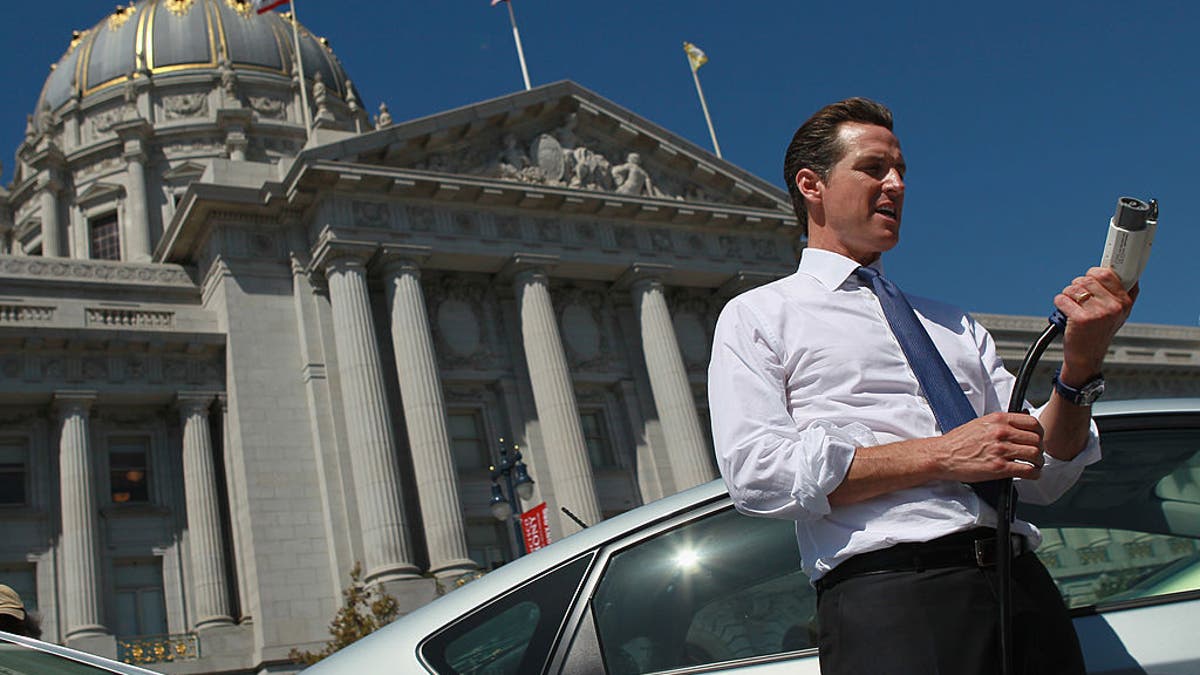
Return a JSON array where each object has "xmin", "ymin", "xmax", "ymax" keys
[
  {"xmin": 510, "ymin": 259, "xmax": 601, "ymax": 532},
  {"xmin": 319, "ymin": 247, "xmax": 418, "ymax": 583},
  {"xmin": 55, "ymin": 392, "xmax": 105, "ymax": 639},
  {"xmin": 628, "ymin": 268, "xmax": 715, "ymax": 491},
  {"xmin": 177, "ymin": 393, "xmax": 233, "ymax": 629},
  {"xmin": 380, "ymin": 254, "xmax": 476, "ymax": 577},
  {"xmin": 122, "ymin": 147, "xmax": 151, "ymax": 262},
  {"xmin": 114, "ymin": 120, "xmax": 153, "ymax": 262},
  {"xmin": 38, "ymin": 177, "xmax": 63, "ymax": 258},
  {"xmin": 217, "ymin": 395, "xmax": 251, "ymax": 621}
]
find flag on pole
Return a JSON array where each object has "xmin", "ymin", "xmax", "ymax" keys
[
  {"xmin": 683, "ymin": 41, "xmax": 721, "ymax": 158},
  {"xmin": 252, "ymin": 0, "xmax": 290, "ymax": 14},
  {"xmin": 683, "ymin": 42, "xmax": 708, "ymax": 72}
]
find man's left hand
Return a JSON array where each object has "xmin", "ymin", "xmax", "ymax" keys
[{"xmin": 1053, "ymin": 267, "xmax": 1138, "ymax": 382}]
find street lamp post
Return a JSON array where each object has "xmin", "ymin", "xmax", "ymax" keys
[{"xmin": 488, "ymin": 437, "xmax": 535, "ymax": 559}]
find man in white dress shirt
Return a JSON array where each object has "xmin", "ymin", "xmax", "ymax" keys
[{"xmin": 708, "ymin": 98, "xmax": 1136, "ymax": 674}]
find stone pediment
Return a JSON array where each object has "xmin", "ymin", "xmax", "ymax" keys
[
  {"xmin": 75, "ymin": 181, "xmax": 124, "ymax": 207},
  {"xmin": 162, "ymin": 161, "xmax": 207, "ymax": 182},
  {"xmin": 303, "ymin": 81, "xmax": 793, "ymax": 215}
]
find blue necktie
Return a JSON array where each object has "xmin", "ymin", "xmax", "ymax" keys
[{"xmin": 854, "ymin": 266, "xmax": 1004, "ymax": 512}]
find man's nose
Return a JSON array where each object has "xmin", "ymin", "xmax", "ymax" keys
[{"xmin": 883, "ymin": 169, "xmax": 904, "ymax": 195}]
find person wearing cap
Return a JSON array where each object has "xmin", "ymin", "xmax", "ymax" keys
[{"xmin": 0, "ymin": 584, "xmax": 42, "ymax": 639}]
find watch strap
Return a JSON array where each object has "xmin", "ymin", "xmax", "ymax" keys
[{"xmin": 1052, "ymin": 369, "xmax": 1105, "ymax": 406}]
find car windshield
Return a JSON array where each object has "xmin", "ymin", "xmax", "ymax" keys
[
  {"xmin": 0, "ymin": 635, "xmax": 127, "ymax": 674},
  {"xmin": 1023, "ymin": 420, "xmax": 1200, "ymax": 609}
]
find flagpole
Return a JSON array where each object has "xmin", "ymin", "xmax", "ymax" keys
[
  {"xmin": 505, "ymin": 1, "xmax": 532, "ymax": 91},
  {"xmin": 689, "ymin": 64, "xmax": 721, "ymax": 159},
  {"xmin": 286, "ymin": 1, "xmax": 313, "ymax": 140}
]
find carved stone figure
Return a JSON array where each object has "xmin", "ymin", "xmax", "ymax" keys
[
  {"xmin": 376, "ymin": 102, "xmax": 392, "ymax": 129},
  {"xmin": 528, "ymin": 133, "xmax": 563, "ymax": 183},
  {"xmin": 498, "ymin": 134, "xmax": 528, "ymax": 173},
  {"xmin": 495, "ymin": 134, "xmax": 545, "ymax": 182},
  {"xmin": 312, "ymin": 72, "xmax": 333, "ymax": 121},
  {"xmin": 613, "ymin": 152, "xmax": 657, "ymax": 197},
  {"xmin": 219, "ymin": 59, "xmax": 239, "ymax": 106},
  {"xmin": 559, "ymin": 114, "xmax": 614, "ymax": 190}
]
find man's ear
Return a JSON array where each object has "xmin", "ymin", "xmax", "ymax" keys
[{"xmin": 795, "ymin": 168, "xmax": 823, "ymax": 204}]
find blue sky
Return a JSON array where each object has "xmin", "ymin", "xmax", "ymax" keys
[{"xmin": 2, "ymin": 1, "xmax": 1195, "ymax": 326}]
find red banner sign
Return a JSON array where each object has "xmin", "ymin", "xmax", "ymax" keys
[{"xmin": 520, "ymin": 502, "xmax": 551, "ymax": 553}]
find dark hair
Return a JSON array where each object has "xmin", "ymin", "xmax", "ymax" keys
[
  {"xmin": 0, "ymin": 611, "xmax": 43, "ymax": 640},
  {"xmin": 783, "ymin": 97, "xmax": 894, "ymax": 231}
]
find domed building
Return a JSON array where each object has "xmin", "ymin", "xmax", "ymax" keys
[
  {"xmin": 2, "ymin": 2, "xmax": 1200, "ymax": 673},
  {"xmin": 9, "ymin": 0, "xmax": 361, "ymax": 261}
]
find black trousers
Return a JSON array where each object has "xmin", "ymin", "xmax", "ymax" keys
[{"xmin": 816, "ymin": 552, "xmax": 1085, "ymax": 675}]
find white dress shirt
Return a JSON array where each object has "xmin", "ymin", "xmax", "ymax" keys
[{"xmin": 708, "ymin": 248, "xmax": 1101, "ymax": 581}]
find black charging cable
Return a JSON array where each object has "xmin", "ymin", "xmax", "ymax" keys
[{"xmin": 996, "ymin": 319, "xmax": 1062, "ymax": 675}]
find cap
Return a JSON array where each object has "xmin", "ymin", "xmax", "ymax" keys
[{"xmin": 0, "ymin": 584, "xmax": 26, "ymax": 621}]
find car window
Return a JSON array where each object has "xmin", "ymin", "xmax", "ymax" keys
[
  {"xmin": 422, "ymin": 553, "xmax": 594, "ymax": 675},
  {"xmin": 0, "ymin": 638, "xmax": 125, "ymax": 674},
  {"xmin": 591, "ymin": 507, "xmax": 814, "ymax": 674},
  {"xmin": 1025, "ymin": 425, "xmax": 1200, "ymax": 609}
]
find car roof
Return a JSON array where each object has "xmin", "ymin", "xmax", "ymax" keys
[
  {"xmin": 304, "ymin": 398, "xmax": 1200, "ymax": 673},
  {"xmin": 0, "ymin": 631, "xmax": 162, "ymax": 674},
  {"xmin": 305, "ymin": 479, "xmax": 728, "ymax": 673}
]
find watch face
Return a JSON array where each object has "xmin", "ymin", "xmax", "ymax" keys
[{"xmin": 1081, "ymin": 378, "xmax": 1106, "ymax": 403}]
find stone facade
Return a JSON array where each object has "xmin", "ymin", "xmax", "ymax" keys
[{"xmin": 2, "ymin": 4, "xmax": 1200, "ymax": 675}]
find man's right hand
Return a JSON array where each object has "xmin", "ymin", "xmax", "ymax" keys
[
  {"xmin": 829, "ymin": 412, "xmax": 1045, "ymax": 507},
  {"xmin": 933, "ymin": 412, "xmax": 1045, "ymax": 482}
]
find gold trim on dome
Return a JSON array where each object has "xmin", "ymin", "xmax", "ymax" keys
[
  {"xmin": 108, "ymin": 5, "xmax": 137, "ymax": 31},
  {"xmin": 68, "ymin": 29, "xmax": 90, "ymax": 54},
  {"xmin": 226, "ymin": 0, "xmax": 254, "ymax": 18},
  {"xmin": 134, "ymin": 1, "xmax": 149, "ymax": 71},
  {"xmin": 165, "ymin": 0, "xmax": 196, "ymax": 16},
  {"xmin": 211, "ymin": 0, "xmax": 231, "ymax": 62}
]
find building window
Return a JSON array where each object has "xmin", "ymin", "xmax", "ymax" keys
[
  {"xmin": 466, "ymin": 519, "xmax": 511, "ymax": 570},
  {"xmin": 113, "ymin": 560, "xmax": 167, "ymax": 637},
  {"xmin": 580, "ymin": 410, "xmax": 617, "ymax": 469},
  {"xmin": 109, "ymin": 438, "xmax": 150, "ymax": 504},
  {"xmin": 448, "ymin": 411, "xmax": 490, "ymax": 473},
  {"xmin": 89, "ymin": 213, "xmax": 121, "ymax": 261},
  {"xmin": 0, "ymin": 439, "xmax": 29, "ymax": 506}
]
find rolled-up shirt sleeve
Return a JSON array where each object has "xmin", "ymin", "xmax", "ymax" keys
[
  {"xmin": 1018, "ymin": 401, "xmax": 1101, "ymax": 504},
  {"xmin": 971, "ymin": 317, "xmax": 1102, "ymax": 505},
  {"xmin": 708, "ymin": 300, "xmax": 866, "ymax": 522}
]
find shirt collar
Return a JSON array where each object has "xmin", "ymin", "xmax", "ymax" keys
[{"xmin": 797, "ymin": 248, "xmax": 885, "ymax": 291}]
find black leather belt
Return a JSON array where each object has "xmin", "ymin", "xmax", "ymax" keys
[{"xmin": 815, "ymin": 527, "xmax": 1030, "ymax": 592}]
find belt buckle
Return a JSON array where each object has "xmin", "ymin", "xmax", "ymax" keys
[{"xmin": 974, "ymin": 538, "xmax": 997, "ymax": 567}]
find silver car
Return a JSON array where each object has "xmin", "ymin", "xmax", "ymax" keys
[
  {"xmin": 304, "ymin": 399, "xmax": 1200, "ymax": 674},
  {"xmin": 0, "ymin": 631, "xmax": 163, "ymax": 674}
]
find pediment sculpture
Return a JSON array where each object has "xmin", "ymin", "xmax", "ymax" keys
[{"xmin": 415, "ymin": 112, "xmax": 715, "ymax": 202}]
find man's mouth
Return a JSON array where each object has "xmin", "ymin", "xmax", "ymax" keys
[{"xmin": 876, "ymin": 205, "xmax": 898, "ymax": 219}]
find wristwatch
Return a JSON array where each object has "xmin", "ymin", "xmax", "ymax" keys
[{"xmin": 1052, "ymin": 369, "xmax": 1105, "ymax": 406}]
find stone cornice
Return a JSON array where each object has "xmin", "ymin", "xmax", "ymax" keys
[
  {"xmin": 300, "ymin": 80, "xmax": 790, "ymax": 211},
  {"xmin": 286, "ymin": 160, "xmax": 797, "ymax": 232},
  {"xmin": 975, "ymin": 312, "xmax": 1200, "ymax": 370},
  {"xmin": 0, "ymin": 255, "xmax": 197, "ymax": 292}
]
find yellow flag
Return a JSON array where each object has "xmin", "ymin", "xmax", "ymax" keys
[{"xmin": 683, "ymin": 41, "xmax": 708, "ymax": 72}]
